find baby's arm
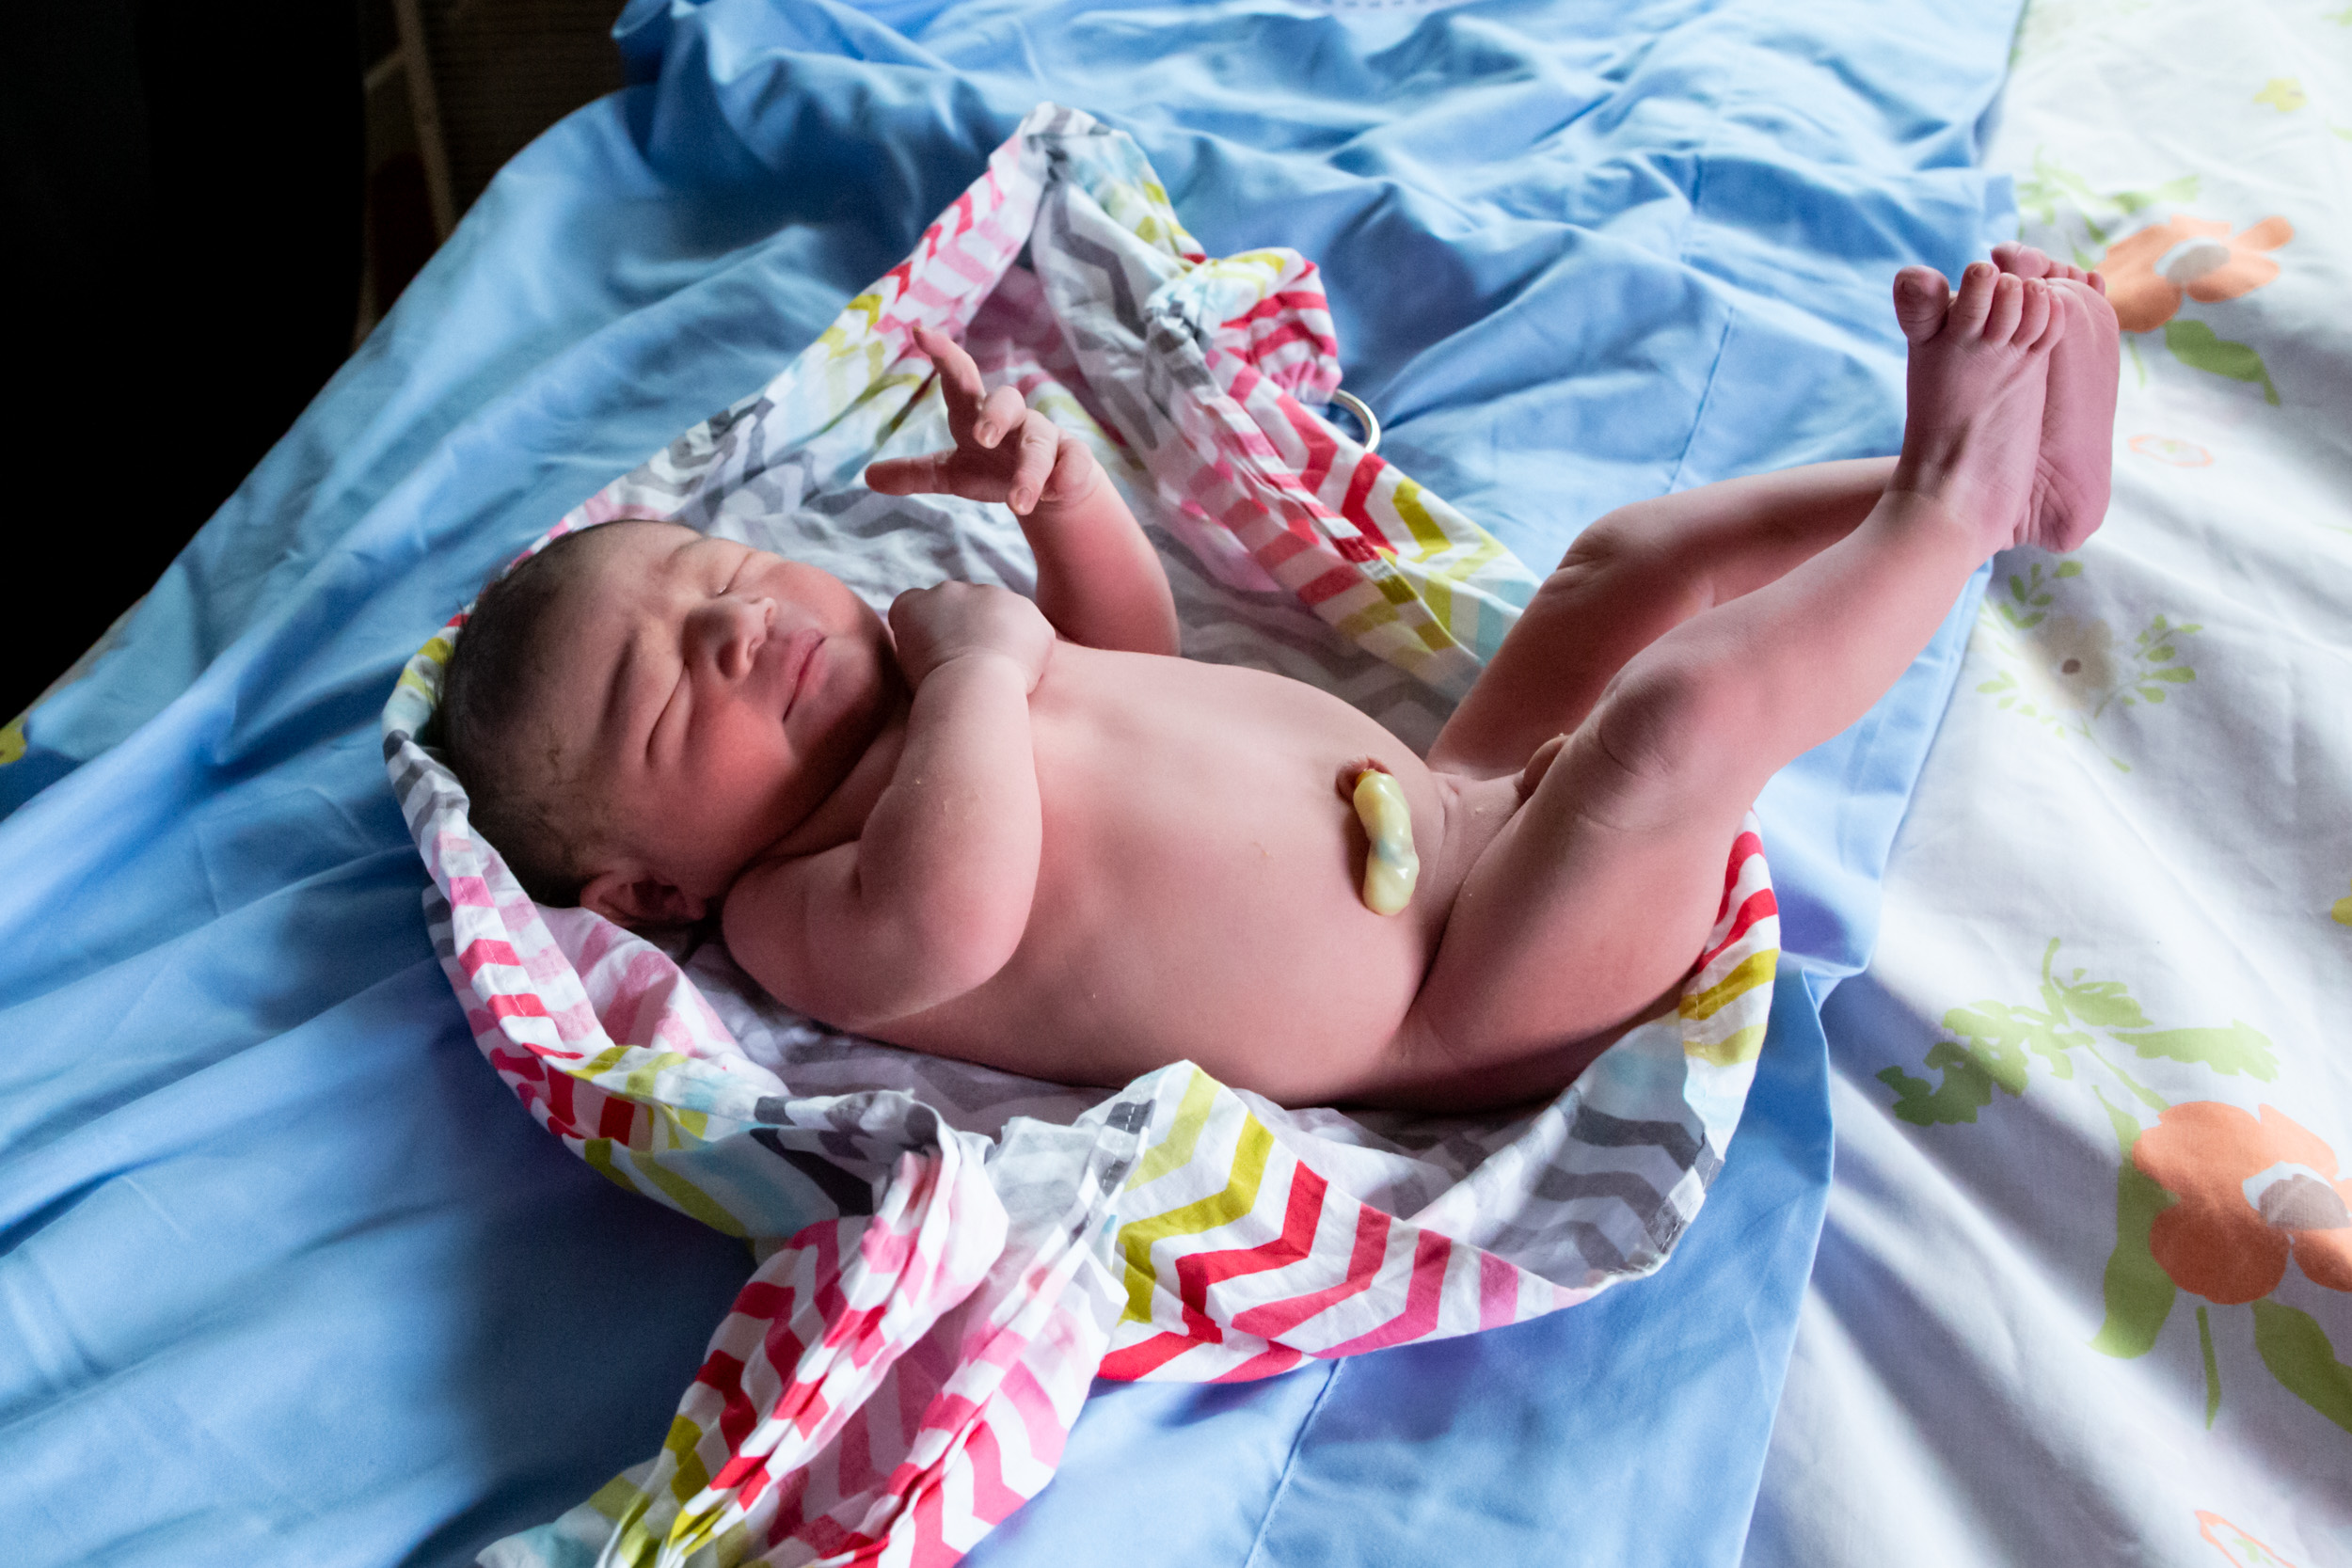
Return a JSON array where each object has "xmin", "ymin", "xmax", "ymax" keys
[
  {"xmin": 866, "ymin": 325, "xmax": 1180, "ymax": 657},
  {"xmin": 720, "ymin": 582, "xmax": 1049, "ymax": 1033}
]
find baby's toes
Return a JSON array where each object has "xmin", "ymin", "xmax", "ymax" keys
[
  {"xmin": 1893, "ymin": 265, "xmax": 1951, "ymax": 343},
  {"xmin": 1984, "ymin": 272, "xmax": 2026, "ymax": 343},
  {"xmin": 1948, "ymin": 260, "xmax": 1999, "ymax": 335},
  {"xmin": 2013, "ymin": 277, "xmax": 2055, "ymax": 349},
  {"xmin": 1991, "ymin": 241, "xmax": 2054, "ymax": 279}
]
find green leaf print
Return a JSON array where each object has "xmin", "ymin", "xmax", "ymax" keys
[
  {"xmin": 1947, "ymin": 1000, "xmax": 2087, "ymax": 1083},
  {"xmin": 2092, "ymin": 1167, "xmax": 2179, "ymax": 1357},
  {"xmin": 2250, "ymin": 1301, "xmax": 2352, "ymax": 1434},
  {"xmin": 2111, "ymin": 1022, "xmax": 2279, "ymax": 1080},
  {"xmin": 2046, "ymin": 973, "xmax": 2153, "ymax": 1031},
  {"xmin": 2163, "ymin": 320, "xmax": 2281, "ymax": 405},
  {"xmin": 2090, "ymin": 1094, "xmax": 2177, "ymax": 1359},
  {"xmin": 1878, "ymin": 1041, "xmax": 2004, "ymax": 1126}
]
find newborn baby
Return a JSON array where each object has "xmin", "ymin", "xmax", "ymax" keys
[{"xmin": 441, "ymin": 245, "xmax": 2120, "ymax": 1113}]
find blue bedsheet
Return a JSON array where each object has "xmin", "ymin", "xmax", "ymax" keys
[{"xmin": 0, "ymin": 0, "xmax": 2018, "ymax": 1561}]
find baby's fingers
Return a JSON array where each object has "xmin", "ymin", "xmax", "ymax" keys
[
  {"xmin": 864, "ymin": 451, "xmax": 960, "ymax": 497},
  {"xmin": 1005, "ymin": 412, "xmax": 1060, "ymax": 515},
  {"xmin": 974, "ymin": 385, "xmax": 1027, "ymax": 450},
  {"xmin": 913, "ymin": 325, "xmax": 988, "ymax": 436}
]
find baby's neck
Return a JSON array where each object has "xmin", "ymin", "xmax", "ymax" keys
[{"xmin": 759, "ymin": 696, "xmax": 911, "ymax": 863}]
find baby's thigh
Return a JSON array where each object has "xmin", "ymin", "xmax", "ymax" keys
[
  {"xmin": 1380, "ymin": 729, "xmax": 1746, "ymax": 1109},
  {"xmin": 1425, "ymin": 543, "xmax": 1700, "ymax": 780}
]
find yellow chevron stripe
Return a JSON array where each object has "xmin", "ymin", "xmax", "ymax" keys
[
  {"xmin": 1687, "ymin": 1022, "xmax": 1768, "ymax": 1067},
  {"xmin": 620, "ymin": 1145, "xmax": 749, "ymax": 1238},
  {"xmin": 1678, "ymin": 950, "xmax": 1776, "ymax": 1023},
  {"xmin": 1389, "ymin": 477, "xmax": 1453, "ymax": 558},
  {"xmin": 1417, "ymin": 572, "xmax": 1455, "ymax": 639},
  {"xmin": 1127, "ymin": 1069, "xmax": 1218, "ymax": 1192},
  {"xmin": 622, "ymin": 1051, "xmax": 688, "ymax": 1102},
  {"xmin": 586, "ymin": 1471, "xmax": 646, "ymax": 1523},
  {"xmin": 582, "ymin": 1138, "xmax": 639, "ymax": 1197},
  {"xmin": 663, "ymin": 1414, "xmax": 712, "ymax": 1503},
  {"xmin": 1333, "ymin": 597, "xmax": 1402, "ymax": 641},
  {"xmin": 1117, "ymin": 1114, "xmax": 1276, "ymax": 1323},
  {"xmin": 580, "ymin": 1043, "xmax": 634, "ymax": 1080}
]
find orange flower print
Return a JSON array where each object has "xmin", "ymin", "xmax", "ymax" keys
[
  {"xmin": 2099, "ymin": 216, "xmax": 2294, "ymax": 332},
  {"xmin": 2134, "ymin": 1102, "xmax": 2352, "ymax": 1302}
]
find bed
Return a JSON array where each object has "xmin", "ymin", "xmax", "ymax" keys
[{"xmin": 3, "ymin": 0, "xmax": 2340, "ymax": 1563}]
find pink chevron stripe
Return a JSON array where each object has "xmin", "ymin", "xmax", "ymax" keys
[
  {"xmin": 448, "ymin": 875, "xmax": 493, "ymax": 907},
  {"xmin": 1218, "ymin": 288, "xmax": 1327, "ymax": 329},
  {"xmin": 1317, "ymin": 1229, "xmax": 1453, "ymax": 1356},
  {"xmin": 1478, "ymin": 1250, "xmax": 1519, "ymax": 1331},
  {"xmin": 1232, "ymin": 1206, "xmax": 1391, "ymax": 1339},
  {"xmin": 1238, "ymin": 319, "xmax": 1329, "ymax": 365},
  {"xmin": 996, "ymin": 1361, "xmax": 1067, "ymax": 1466},
  {"xmin": 961, "ymin": 1418, "xmax": 1030, "ymax": 1525}
]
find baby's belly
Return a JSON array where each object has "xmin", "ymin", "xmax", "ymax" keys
[{"xmin": 876, "ymin": 646, "xmax": 1509, "ymax": 1104}]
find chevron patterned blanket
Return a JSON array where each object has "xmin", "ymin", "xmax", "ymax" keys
[{"xmin": 380, "ymin": 104, "xmax": 1781, "ymax": 1568}]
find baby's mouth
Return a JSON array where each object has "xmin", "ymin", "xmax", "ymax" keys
[{"xmin": 776, "ymin": 629, "xmax": 824, "ymax": 721}]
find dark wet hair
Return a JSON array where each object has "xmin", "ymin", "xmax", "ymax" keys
[{"xmin": 439, "ymin": 523, "xmax": 638, "ymax": 904}]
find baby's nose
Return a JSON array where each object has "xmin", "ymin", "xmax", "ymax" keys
[{"xmin": 690, "ymin": 596, "xmax": 772, "ymax": 678}]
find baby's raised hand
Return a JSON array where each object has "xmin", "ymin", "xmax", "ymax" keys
[
  {"xmin": 888, "ymin": 580, "xmax": 1056, "ymax": 692},
  {"xmin": 866, "ymin": 325, "xmax": 1104, "ymax": 517}
]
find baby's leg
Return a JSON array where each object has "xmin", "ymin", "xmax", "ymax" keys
[
  {"xmin": 1378, "ymin": 262, "xmax": 2068, "ymax": 1109},
  {"xmin": 1428, "ymin": 457, "xmax": 1896, "ymax": 779}
]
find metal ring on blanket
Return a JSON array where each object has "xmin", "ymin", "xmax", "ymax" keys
[{"xmin": 1327, "ymin": 388, "xmax": 1381, "ymax": 452}]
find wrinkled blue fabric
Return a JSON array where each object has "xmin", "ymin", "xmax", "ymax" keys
[{"xmin": 0, "ymin": 0, "xmax": 2017, "ymax": 1562}]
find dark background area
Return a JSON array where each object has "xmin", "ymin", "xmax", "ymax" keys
[{"xmin": 1, "ymin": 0, "xmax": 622, "ymax": 725}]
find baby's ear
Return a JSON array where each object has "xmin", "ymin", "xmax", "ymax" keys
[{"xmin": 580, "ymin": 870, "xmax": 708, "ymax": 929}]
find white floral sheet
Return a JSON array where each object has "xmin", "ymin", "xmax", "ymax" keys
[{"xmin": 1745, "ymin": 1, "xmax": 2352, "ymax": 1563}]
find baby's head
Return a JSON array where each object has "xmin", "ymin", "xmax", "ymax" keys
[{"xmin": 441, "ymin": 520, "xmax": 899, "ymax": 927}]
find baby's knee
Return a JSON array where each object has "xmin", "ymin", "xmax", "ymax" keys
[{"xmin": 1589, "ymin": 652, "xmax": 1746, "ymax": 787}]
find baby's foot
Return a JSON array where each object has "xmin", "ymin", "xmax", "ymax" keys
[
  {"xmin": 1890, "ymin": 260, "xmax": 2067, "ymax": 558},
  {"xmin": 1991, "ymin": 242, "xmax": 2121, "ymax": 552}
]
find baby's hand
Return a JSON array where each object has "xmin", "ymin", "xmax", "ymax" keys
[
  {"xmin": 865, "ymin": 325, "xmax": 1105, "ymax": 517},
  {"xmin": 888, "ymin": 580, "xmax": 1056, "ymax": 692}
]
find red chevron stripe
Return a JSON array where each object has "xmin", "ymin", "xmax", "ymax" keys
[
  {"xmin": 1318, "ymin": 1229, "xmax": 1452, "ymax": 1356},
  {"xmin": 1336, "ymin": 453, "xmax": 1396, "ymax": 552},
  {"xmin": 1282, "ymin": 396, "xmax": 1340, "ymax": 494},
  {"xmin": 1232, "ymin": 1205, "xmax": 1390, "ymax": 1339},
  {"xmin": 1713, "ymin": 830, "xmax": 1765, "ymax": 919},
  {"xmin": 1295, "ymin": 564, "xmax": 1364, "ymax": 607},
  {"xmin": 1173, "ymin": 1164, "xmax": 1328, "ymax": 1338},
  {"xmin": 1212, "ymin": 1343, "xmax": 1303, "ymax": 1383},
  {"xmin": 597, "ymin": 1095, "xmax": 635, "ymax": 1143},
  {"xmin": 1097, "ymin": 1330, "xmax": 1205, "ymax": 1382},
  {"xmin": 1696, "ymin": 887, "xmax": 1777, "ymax": 973},
  {"xmin": 485, "ymin": 991, "xmax": 548, "ymax": 1022}
]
